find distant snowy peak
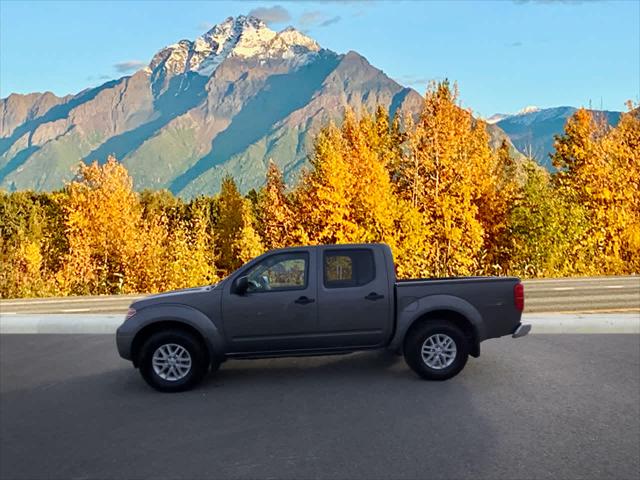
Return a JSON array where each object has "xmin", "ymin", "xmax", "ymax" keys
[
  {"xmin": 487, "ymin": 106, "xmax": 540, "ymax": 123},
  {"xmin": 147, "ymin": 16, "xmax": 321, "ymax": 77},
  {"xmin": 517, "ymin": 105, "xmax": 541, "ymax": 115},
  {"xmin": 486, "ymin": 113, "xmax": 509, "ymax": 124}
]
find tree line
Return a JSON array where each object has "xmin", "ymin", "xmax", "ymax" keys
[{"xmin": 1, "ymin": 81, "xmax": 638, "ymax": 298}]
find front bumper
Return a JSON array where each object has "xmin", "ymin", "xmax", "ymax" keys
[
  {"xmin": 512, "ymin": 323, "xmax": 532, "ymax": 338},
  {"xmin": 116, "ymin": 324, "xmax": 134, "ymax": 360}
]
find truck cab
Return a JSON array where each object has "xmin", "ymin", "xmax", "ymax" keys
[{"xmin": 223, "ymin": 244, "xmax": 394, "ymax": 354}]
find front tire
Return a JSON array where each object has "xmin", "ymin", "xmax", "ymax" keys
[
  {"xmin": 404, "ymin": 321, "xmax": 469, "ymax": 381},
  {"xmin": 139, "ymin": 330, "xmax": 209, "ymax": 392}
]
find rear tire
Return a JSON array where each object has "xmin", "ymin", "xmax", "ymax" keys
[
  {"xmin": 139, "ymin": 329, "xmax": 209, "ymax": 392},
  {"xmin": 404, "ymin": 321, "xmax": 469, "ymax": 381}
]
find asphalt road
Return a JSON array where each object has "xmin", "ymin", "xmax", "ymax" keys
[
  {"xmin": 1, "ymin": 334, "xmax": 638, "ymax": 480},
  {"xmin": 1, "ymin": 276, "xmax": 639, "ymax": 315}
]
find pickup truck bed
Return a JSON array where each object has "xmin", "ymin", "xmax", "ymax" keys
[{"xmin": 394, "ymin": 276, "xmax": 523, "ymax": 345}]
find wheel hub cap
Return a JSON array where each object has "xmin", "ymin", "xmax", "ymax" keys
[
  {"xmin": 152, "ymin": 343, "xmax": 192, "ymax": 381},
  {"xmin": 421, "ymin": 334, "xmax": 457, "ymax": 370}
]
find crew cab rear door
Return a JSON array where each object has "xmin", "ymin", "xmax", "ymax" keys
[{"xmin": 314, "ymin": 246, "xmax": 392, "ymax": 348}]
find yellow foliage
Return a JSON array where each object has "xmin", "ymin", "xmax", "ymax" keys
[
  {"xmin": 216, "ymin": 176, "xmax": 264, "ymax": 274},
  {"xmin": 399, "ymin": 81, "xmax": 489, "ymax": 276},
  {"xmin": 256, "ymin": 161, "xmax": 304, "ymax": 249},
  {"xmin": 59, "ymin": 156, "xmax": 142, "ymax": 294},
  {"xmin": 55, "ymin": 156, "xmax": 219, "ymax": 295},
  {"xmin": 0, "ymin": 240, "xmax": 49, "ymax": 297},
  {"xmin": 2, "ymin": 89, "xmax": 639, "ymax": 299},
  {"xmin": 291, "ymin": 108, "xmax": 410, "ymax": 275},
  {"xmin": 552, "ymin": 105, "xmax": 640, "ymax": 274}
]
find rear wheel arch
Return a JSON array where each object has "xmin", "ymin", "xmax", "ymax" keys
[{"xmin": 403, "ymin": 310, "xmax": 480, "ymax": 357}]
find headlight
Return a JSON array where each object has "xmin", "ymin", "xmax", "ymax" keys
[{"xmin": 125, "ymin": 307, "xmax": 136, "ymax": 320}]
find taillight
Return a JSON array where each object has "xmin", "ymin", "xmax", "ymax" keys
[
  {"xmin": 514, "ymin": 283, "xmax": 524, "ymax": 311},
  {"xmin": 125, "ymin": 307, "xmax": 136, "ymax": 320}
]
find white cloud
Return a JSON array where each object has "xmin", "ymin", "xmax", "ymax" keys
[
  {"xmin": 86, "ymin": 74, "xmax": 111, "ymax": 81},
  {"xmin": 395, "ymin": 74, "xmax": 432, "ymax": 88},
  {"xmin": 248, "ymin": 5, "xmax": 291, "ymax": 25},
  {"xmin": 299, "ymin": 11, "xmax": 342, "ymax": 29},
  {"xmin": 114, "ymin": 60, "xmax": 146, "ymax": 73}
]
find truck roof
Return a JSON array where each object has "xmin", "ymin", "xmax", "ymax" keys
[{"xmin": 266, "ymin": 243, "xmax": 389, "ymax": 253}]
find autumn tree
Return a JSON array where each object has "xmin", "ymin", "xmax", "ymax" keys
[
  {"xmin": 506, "ymin": 160, "xmax": 588, "ymax": 276},
  {"xmin": 59, "ymin": 157, "xmax": 143, "ymax": 295},
  {"xmin": 216, "ymin": 176, "xmax": 264, "ymax": 274},
  {"xmin": 397, "ymin": 81, "xmax": 495, "ymax": 276},
  {"xmin": 606, "ymin": 105, "xmax": 640, "ymax": 271},
  {"xmin": 139, "ymin": 189, "xmax": 185, "ymax": 223},
  {"xmin": 294, "ymin": 109, "xmax": 399, "ymax": 249},
  {"xmin": 477, "ymin": 139, "xmax": 521, "ymax": 273},
  {"xmin": 163, "ymin": 205, "xmax": 218, "ymax": 289},
  {"xmin": 132, "ymin": 211, "xmax": 171, "ymax": 292},
  {"xmin": 256, "ymin": 161, "xmax": 304, "ymax": 249},
  {"xmin": 552, "ymin": 106, "xmax": 639, "ymax": 274},
  {"xmin": 371, "ymin": 105, "xmax": 405, "ymax": 172},
  {"xmin": 0, "ymin": 192, "xmax": 45, "ymax": 297}
]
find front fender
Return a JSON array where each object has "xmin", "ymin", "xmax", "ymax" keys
[
  {"xmin": 389, "ymin": 294, "xmax": 485, "ymax": 352},
  {"xmin": 116, "ymin": 303, "xmax": 225, "ymax": 363}
]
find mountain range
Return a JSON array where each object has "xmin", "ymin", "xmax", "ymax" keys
[
  {"xmin": 488, "ymin": 106, "xmax": 622, "ymax": 169},
  {"xmin": 0, "ymin": 15, "xmax": 620, "ymax": 196}
]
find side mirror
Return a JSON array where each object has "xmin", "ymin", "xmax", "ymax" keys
[{"xmin": 233, "ymin": 276, "xmax": 249, "ymax": 295}]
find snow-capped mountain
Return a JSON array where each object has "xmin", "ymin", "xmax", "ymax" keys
[
  {"xmin": 149, "ymin": 17, "xmax": 320, "ymax": 79},
  {"xmin": 0, "ymin": 15, "xmax": 516, "ymax": 196}
]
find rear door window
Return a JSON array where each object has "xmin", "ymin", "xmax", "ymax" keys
[{"xmin": 323, "ymin": 249, "xmax": 375, "ymax": 288}]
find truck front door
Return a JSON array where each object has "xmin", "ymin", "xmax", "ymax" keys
[{"xmin": 222, "ymin": 250, "xmax": 319, "ymax": 353}]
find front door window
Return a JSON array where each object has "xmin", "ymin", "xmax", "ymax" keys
[{"xmin": 245, "ymin": 252, "xmax": 309, "ymax": 293}]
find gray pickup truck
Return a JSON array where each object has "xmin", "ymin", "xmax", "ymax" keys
[{"xmin": 117, "ymin": 243, "xmax": 529, "ymax": 391}]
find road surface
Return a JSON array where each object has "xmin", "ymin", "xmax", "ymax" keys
[
  {"xmin": 1, "ymin": 276, "xmax": 638, "ymax": 315},
  {"xmin": 0, "ymin": 334, "xmax": 638, "ymax": 479}
]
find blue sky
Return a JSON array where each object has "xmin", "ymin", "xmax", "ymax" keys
[{"xmin": 1, "ymin": 0, "xmax": 638, "ymax": 116}]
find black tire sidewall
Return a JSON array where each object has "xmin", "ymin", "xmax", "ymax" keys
[
  {"xmin": 139, "ymin": 330, "xmax": 208, "ymax": 392},
  {"xmin": 404, "ymin": 321, "xmax": 469, "ymax": 380}
]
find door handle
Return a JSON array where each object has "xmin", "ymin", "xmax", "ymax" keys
[
  {"xmin": 365, "ymin": 292, "xmax": 384, "ymax": 301},
  {"xmin": 294, "ymin": 296, "xmax": 315, "ymax": 305}
]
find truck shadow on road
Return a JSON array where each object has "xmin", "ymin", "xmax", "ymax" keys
[{"xmin": 1, "ymin": 349, "xmax": 500, "ymax": 480}]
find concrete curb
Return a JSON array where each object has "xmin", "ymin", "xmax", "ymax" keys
[
  {"xmin": 1, "ymin": 313, "xmax": 639, "ymax": 335},
  {"xmin": 0, "ymin": 315, "xmax": 124, "ymax": 334},
  {"xmin": 524, "ymin": 313, "xmax": 640, "ymax": 334}
]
